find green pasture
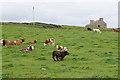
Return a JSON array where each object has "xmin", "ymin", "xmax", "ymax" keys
[{"xmin": 2, "ymin": 23, "xmax": 119, "ymax": 78}]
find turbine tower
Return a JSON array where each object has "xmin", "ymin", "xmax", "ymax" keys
[
  {"xmin": 118, "ymin": 1, "xmax": 120, "ymax": 28},
  {"xmin": 33, "ymin": 6, "xmax": 35, "ymax": 26}
]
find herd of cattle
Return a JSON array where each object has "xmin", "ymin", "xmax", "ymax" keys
[
  {"xmin": 0, "ymin": 27, "xmax": 120, "ymax": 61},
  {"xmin": 0, "ymin": 38, "xmax": 69, "ymax": 61}
]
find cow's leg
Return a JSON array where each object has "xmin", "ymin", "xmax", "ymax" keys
[
  {"xmin": 52, "ymin": 42, "xmax": 55, "ymax": 46},
  {"xmin": 60, "ymin": 57, "xmax": 64, "ymax": 61},
  {"xmin": 56, "ymin": 56, "xmax": 59, "ymax": 61},
  {"xmin": 60, "ymin": 56, "xmax": 65, "ymax": 61},
  {"xmin": 58, "ymin": 57, "xmax": 61, "ymax": 61},
  {"xmin": 48, "ymin": 43, "xmax": 50, "ymax": 46},
  {"xmin": 52, "ymin": 55, "xmax": 56, "ymax": 61}
]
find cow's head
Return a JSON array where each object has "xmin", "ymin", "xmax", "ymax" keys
[
  {"xmin": 20, "ymin": 38, "xmax": 25, "ymax": 42},
  {"xmin": 64, "ymin": 51, "xmax": 69, "ymax": 55},
  {"xmin": 64, "ymin": 47, "xmax": 68, "ymax": 51},
  {"xmin": 0, "ymin": 39, "xmax": 3, "ymax": 44},
  {"xmin": 31, "ymin": 46, "xmax": 34, "ymax": 50},
  {"xmin": 34, "ymin": 40, "xmax": 37, "ymax": 43}
]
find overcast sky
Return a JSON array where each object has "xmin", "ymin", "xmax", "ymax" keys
[{"xmin": 0, "ymin": 0, "xmax": 119, "ymax": 28}]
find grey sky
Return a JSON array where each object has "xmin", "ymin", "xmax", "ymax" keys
[{"xmin": 0, "ymin": 0, "xmax": 119, "ymax": 28}]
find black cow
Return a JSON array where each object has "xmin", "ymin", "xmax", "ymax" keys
[
  {"xmin": 87, "ymin": 27, "xmax": 92, "ymax": 31},
  {"xmin": 52, "ymin": 50, "xmax": 69, "ymax": 61}
]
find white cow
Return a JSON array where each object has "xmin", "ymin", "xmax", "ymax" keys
[{"xmin": 93, "ymin": 29, "xmax": 101, "ymax": 33}]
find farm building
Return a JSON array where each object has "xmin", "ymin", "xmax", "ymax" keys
[{"xmin": 85, "ymin": 18, "xmax": 107, "ymax": 28}]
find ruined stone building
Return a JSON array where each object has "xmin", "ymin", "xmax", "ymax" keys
[{"xmin": 85, "ymin": 18, "xmax": 107, "ymax": 28}]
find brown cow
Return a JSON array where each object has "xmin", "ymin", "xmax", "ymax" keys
[
  {"xmin": 15, "ymin": 38, "xmax": 25, "ymax": 45},
  {"xmin": 52, "ymin": 50, "xmax": 69, "ymax": 61},
  {"xmin": 113, "ymin": 29, "xmax": 120, "ymax": 32},
  {"xmin": 44, "ymin": 38, "xmax": 55, "ymax": 46},
  {"xmin": 0, "ymin": 39, "xmax": 16, "ymax": 46},
  {"xmin": 29, "ymin": 40, "xmax": 37, "ymax": 44}
]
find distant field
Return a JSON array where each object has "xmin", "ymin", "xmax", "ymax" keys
[{"xmin": 2, "ymin": 23, "xmax": 119, "ymax": 78}]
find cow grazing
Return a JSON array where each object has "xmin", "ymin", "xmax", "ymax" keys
[
  {"xmin": 15, "ymin": 38, "xmax": 25, "ymax": 45},
  {"xmin": 56, "ymin": 45, "xmax": 68, "ymax": 51},
  {"xmin": 20, "ymin": 46, "xmax": 34, "ymax": 52},
  {"xmin": 113, "ymin": 29, "xmax": 120, "ymax": 32},
  {"xmin": 0, "ymin": 39, "xmax": 16, "ymax": 46},
  {"xmin": 44, "ymin": 38, "xmax": 55, "ymax": 46},
  {"xmin": 87, "ymin": 27, "xmax": 92, "ymax": 31},
  {"xmin": 29, "ymin": 40, "xmax": 37, "ymax": 44},
  {"xmin": 93, "ymin": 29, "xmax": 101, "ymax": 33},
  {"xmin": 52, "ymin": 50, "xmax": 69, "ymax": 61}
]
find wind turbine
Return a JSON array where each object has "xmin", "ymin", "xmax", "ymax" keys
[
  {"xmin": 33, "ymin": 5, "xmax": 35, "ymax": 26},
  {"xmin": 118, "ymin": 1, "xmax": 120, "ymax": 28}
]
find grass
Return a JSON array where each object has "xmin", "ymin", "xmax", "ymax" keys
[
  {"xmin": 2, "ymin": 23, "xmax": 119, "ymax": 78},
  {"xmin": 0, "ymin": 24, "xmax": 2, "ymax": 79}
]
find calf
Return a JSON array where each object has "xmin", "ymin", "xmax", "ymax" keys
[
  {"xmin": 15, "ymin": 38, "xmax": 25, "ymax": 45},
  {"xmin": 52, "ymin": 50, "xmax": 69, "ymax": 61},
  {"xmin": 0, "ymin": 39, "xmax": 16, "ymax": 46},
  {"xmin": 19, "ymin": 46, "xmax": 34, "ymax": 52},
  {"xmin": 44, "ymin": 38, "xmax": 55, "ymax": 46},
  {"xmin": 93, "ymin": 29, "xmax": 101, "ymax": 33},
  {"xmin": 29, "ymin": 40, "xmax": 37, "ymax": 44},
  {"xmin": 56, "ymin": 45, "xmax": 68, "ymax": 51}
]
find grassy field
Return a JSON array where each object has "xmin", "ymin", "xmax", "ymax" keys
[
  {"xmin": 2, "ymin": 23, "xmax": 119, "ymax": 78},
  {"xmin": 0, "ymin": 23, "xmax": 2, "ymax": 79}
]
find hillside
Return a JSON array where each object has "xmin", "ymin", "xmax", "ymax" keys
[{"xmin": 1, "ymin": 22, "xmax": 119, "ymax": 78}]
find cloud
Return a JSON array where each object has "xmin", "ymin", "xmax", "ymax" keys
[
  {"xmin": 0, "ymin": 1, "xmax": 118, "ymax": 28},
  {"xmin": 34, "ymin": 2, "xmax": 118, "ymax": 28},
  {"xmin": 0, "ymin": 0, "xmax": 119, "ymax": 2}
]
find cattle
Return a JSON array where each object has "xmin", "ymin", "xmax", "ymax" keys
[
  {"xmin": 29, "ymin": 40, "xmax": 37, "ymax": 44},
  {"xmin": 56, "ymin": 45, "xmax": 68, "ymax": 51},
  {"xmin": 19, "ymin": 46, "xmax": 34, "ymax": 52},
  {"xmin": 0, "ymin": 39, "xmax": 16, "ymax": 46},
  {"xmin": 52, "ymin": 50, "xmax": 69, "ymax": 61},
  {"xmin": 87, "ymin": 27, "xmax": 92, "ymax": 31},
  {"xmin": 93, "ymin": 29, "xmax": 101, "ymax": 33},
  {"xmin": 44, "ymin": 38, "xmax": 55, "ymax": 46},
  {"xmin": 15, "ymin": 38, "xmax": 25, "ymax": 45},
  {"xmin": 113, "ymin": 29, "xmax": 120, "ymax": 32}
]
